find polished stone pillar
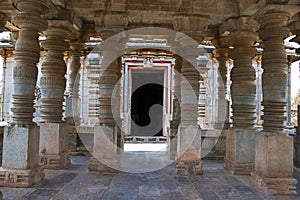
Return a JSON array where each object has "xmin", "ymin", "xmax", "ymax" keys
[
  {"xmin": 252, "ymin": 10, "xmax": 297, "ymax": 195},
  {"xmin": 39, "ymin": 21, "xmax": 73, "ymax": 169},
  {"xmin": 176, "ymin": 59, "xmax": 202, "ymax": 175},
  {"xmin": 169, "ymin": 55, "xmax": 182, "ymax": 160},
  {"xmin": 89, "ymin": 58, "xmax": 120, "ymax": 172},
  {"xmin": 220, "ymin": 17, "xmax": 259, "ymax": 175},
  {"xmin": 0, "ymin": 0, "xmax": 48, "ymax": 187},
  {"xmin": 65, "ymin": 43, "xmax": 84, "ymax": 152}
]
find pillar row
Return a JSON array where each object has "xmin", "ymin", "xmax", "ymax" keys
[
  {"xmin": 0, "ymin": 0, "xmax": 48, "ymax": 187},
  {"xmin": 252, "ymin": 9, "xmax": 297, "ymax": 195},
  {"xmin": 39, "ymin": 21, "xmax": 73, "ymax": 169}
]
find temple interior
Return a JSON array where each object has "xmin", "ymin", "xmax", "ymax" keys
[{"xmin": 0, "ymin": 0, "xmax": 299, "ymax": 199}]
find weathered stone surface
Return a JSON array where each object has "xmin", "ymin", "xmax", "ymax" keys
[
  {"xmin": 39, "ymin": 123, "xmax": 70, "ymax": 169},
  {"xmin": 253, "ymin": 132, "xmax": 297, "ymax": 195},
  {"xmin": 225, "ymin": 128, "xmax": 256, "ymax": 175}
]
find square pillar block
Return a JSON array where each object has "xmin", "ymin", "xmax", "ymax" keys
[
  {"xmin": 39, "ymin": 123, "xmax": 70, "ymax": 169},
  {"xmin": 252, "ymin": 132, "xmax": 297, "ymax": 195},
  {"xmin": 225, "ymin": 128, "xmax": 256, "ymax": 175},
  {"xmin": 0, "ymin": 125, "xmax": 44, "ymax": 187},
  {"xmin": 88, "ymin": 125, "xmax": 119, "ymax": 172},
  {"xmin": 176, "ymin": 125, "xmax": 203, "ymax": 176}
]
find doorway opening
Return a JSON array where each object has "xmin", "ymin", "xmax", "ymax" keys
[{"xmin": 131, "ymin": 70, "xmax": 164, "ymax": 137}]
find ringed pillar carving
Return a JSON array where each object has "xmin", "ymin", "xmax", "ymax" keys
[
  {"xmin": 176, "ymin": 59, "xmax": 203, "ymax": 176},
  {"xmin": 39, "ymin": 21, "xmax": 73, "ymax": 169},
  {"xmin": 252, "ymin": 10, "xmax": 297, "ymax": 195},
  {"xmin": 220, "ymin": 17, "xmax": 259, "ymax": 175},
  {"xmin": 65, "ymin": 42, "xmax": 84, "ymax": 152},
  {"xmin": 89, "ymin": 57, "xmax": 120, "ymax": 173},
  {"xmin": 0, "ymin": 0, "xmax": 48, "ymax": 187}
]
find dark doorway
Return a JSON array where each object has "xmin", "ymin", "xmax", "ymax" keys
[{"xmin": 131, "ymin": 70, "xmax": 164, "ymax": 137}]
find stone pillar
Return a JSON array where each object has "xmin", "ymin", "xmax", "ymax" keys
[
  {"xmin": 39, "ymin": 21, "xmax": 73, "ymax": 169},
  {"xmin": 169, "ymin": 55, "xmax": 182, "ymax": 160},
  {"xmin": 176, "ymin": 58, "xmax": 202, "ymax": 175},
  {"xmin": 89, "ymin": 56, "xmax": 120, "ymax": 172},
  {"xmin": 0, "ymin": 0, "xmax": 48, "ymax": 187},
  {"xmin": 198, "ymin": 55, "xmax": 210, "ymax": 128},
  {"xmin": 220, "ymin": 17, "xmax": 259, "ymax": 175},
  {"xmin": 252, "ymin": 9, "xmax": 297, "ymax": 195},
  {"xmin": 213, "ymin": 39, "xmax": 230, "ymax": 158},
  {"xmin": 65, "ymin": 42, "xmax": 84, "ymax": 152}
]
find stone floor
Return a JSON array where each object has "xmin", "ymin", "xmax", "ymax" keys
[{"xmin": 1, "ymin": 156, "xmax": 300, "ymax": 200}]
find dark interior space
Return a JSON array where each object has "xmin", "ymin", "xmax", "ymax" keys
[{"xmin": 131, "ymin": 70, "xmax": 164, "ymax": 136}]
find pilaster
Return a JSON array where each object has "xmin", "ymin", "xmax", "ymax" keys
[{"xmin": 0, "ymin": 0, "xmax": 48, "ymax": 187}]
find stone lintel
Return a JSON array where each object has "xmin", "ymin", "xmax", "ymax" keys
[{"xmin": 225, "ymin": 128, "xmax": 256, "ymax": 175}]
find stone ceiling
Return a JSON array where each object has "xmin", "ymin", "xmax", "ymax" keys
[{"xmin": 0, "ymin": 0, "xmax": 300, "ymax": 46}]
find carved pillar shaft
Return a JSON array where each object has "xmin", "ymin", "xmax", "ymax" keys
[
  {"xmin": 259, "ymin": 13, "xmax": 290, "ymax": 132},
  {"xmin": 10, "ymin": 0, "xmax": 48, "ymax": 124},
  {"xmin": 229, "ymin": 34, "xmax": 257, "ymax": 128},
  {"xmin": 176, "ymin": 58, "xmax": 203, "ymax": 176},
  {"xmin": 66, "ymin": 43, "xmax": 83, "ymax": 152},
  {"xmin": 40, "ymin": 23, "xmax": 72, "ymax": 122},
  {"xmin": 98, "ymin": 60, "xmax": 119, "ymax": 125},
  {"xmin": 215, "ymin": 48, "xmax": 229, "ymax": 129}
]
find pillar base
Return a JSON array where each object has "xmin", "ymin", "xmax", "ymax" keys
[
  {"xmin": 224, "ymin": 128, "xmax": 256, "ymax": 175},
  {"xmin": 0, "ymin": 165, "xmax": 44, "ymax": 187},
  {"xmin": 39, "ymin": 123, "xmax": 70, "ymax": 169},
  {"xmin": 88, "ymin": 157, "xmax": 119, "ymax": 173},
  {"xmin": 252, "ymin": 172, "xmax": 297, "ymax": 195},
  {"xmin": 176, "ymin": 160, "xmax": 203, "ymax": 176},
  {"xmin": 225, "ymin": 159, "xmax": 254, "ymax": 175},
  {"xmin": 253, "ymin": 131, "xmax": 296, "ymax": 195},
  {"xmin": 39, "ymin": 152, "xmax": 70, "ymax": 169}
]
